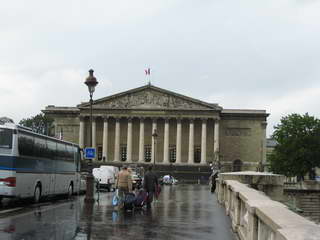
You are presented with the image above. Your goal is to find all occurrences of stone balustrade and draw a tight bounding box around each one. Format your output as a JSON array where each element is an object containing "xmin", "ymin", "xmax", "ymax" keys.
[{"xmin": 217, "ymin": 178, "xmax": 320, "ymax": 240}]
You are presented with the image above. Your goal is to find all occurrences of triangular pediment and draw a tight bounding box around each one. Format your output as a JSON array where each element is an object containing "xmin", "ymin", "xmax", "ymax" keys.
[{"xmin": 79, "ymin": 85, "xmax": 222, "ymax": 111}]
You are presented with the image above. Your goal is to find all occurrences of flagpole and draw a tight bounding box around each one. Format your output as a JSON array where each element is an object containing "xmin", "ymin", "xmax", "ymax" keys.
[{"xmin": 145, "ymin": 68, "xmax": 151, "ymax": 85}]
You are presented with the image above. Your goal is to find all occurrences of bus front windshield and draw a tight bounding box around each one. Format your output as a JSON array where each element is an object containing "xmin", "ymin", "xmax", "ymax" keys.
[{"xmin": 0, "ymin": 128, "xmax": 13, "ymax": 149}]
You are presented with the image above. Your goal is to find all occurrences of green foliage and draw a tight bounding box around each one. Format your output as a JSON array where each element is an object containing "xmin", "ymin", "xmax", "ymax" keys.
[
  {"xmin": 19, "ymin": 113, "xmax": 54, "ymax": 136},
  {"xmin": 269, "ymin": 113, "xmax": 320, "ymax": 179}
]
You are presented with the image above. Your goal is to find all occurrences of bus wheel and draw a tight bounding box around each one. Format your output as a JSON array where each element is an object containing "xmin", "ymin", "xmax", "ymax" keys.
[
  {"xmin": 68, "ymin": 184, "xmax": 73, "ymax": 198},
  {"xmin": 34, "ymin": 185, "xmax": 41, "ymax": 203}
]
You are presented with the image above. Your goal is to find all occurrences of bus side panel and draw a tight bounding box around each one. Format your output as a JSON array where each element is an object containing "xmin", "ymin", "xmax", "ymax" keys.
[
  {"xmin": 15, "ymin": 156, "xmax": 53, "ymax": 198},
  {"xmin": 16, "ymin": 173, "xmax": 52, "ymax": 198},
  {"xmin": 54, "ymin": 160, "xmax": 77, "ymax": 194}
]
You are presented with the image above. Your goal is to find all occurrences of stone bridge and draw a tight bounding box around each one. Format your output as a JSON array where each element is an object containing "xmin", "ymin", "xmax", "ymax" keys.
[{"xmin": 216, "ymin": 172, "xmax": 320, "ymax": 240}]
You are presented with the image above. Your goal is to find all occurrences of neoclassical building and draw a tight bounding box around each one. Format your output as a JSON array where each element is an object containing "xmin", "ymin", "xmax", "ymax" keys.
[{"xmin": 43, "ymin": 84, "xmax": 269, "ymax": 173}]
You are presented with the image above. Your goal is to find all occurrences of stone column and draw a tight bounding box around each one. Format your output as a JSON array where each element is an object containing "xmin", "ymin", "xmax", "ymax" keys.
[
  {"xmin": 127, "ymin": 117, "xmax": 133, "ymax": 163},
  {"xmin": 151, "ymin": 118, "xmax": 157, "ymax": 164},
  {"xmin": 188, "ymin": 119, "xmax": 194, "ymax": 164},
  {"xmin": 214, "ymin": 119, "xmax": 220, "ymax": 161},
  {"xmin": 176, "ymin": 118, "xmax": 182, "ymax": 164},
  {"xmin": 201, "ymin": 118, "xmax": 207, "ymax": 164},
  {"xmin": 92, "ymin": 117, "xmax": 97, "ymax": 161},
  {"xmin": 79, "ymin": 116, "xmax": 85, "ymax": 149},
  {"xmin": 114, "ymin": 117, "xmax": 120, "ymax": 162},
  {"xmin": 138, "ymin": 117, "xmax": 145, "ymax": 163},
  {"xmin": 261, "ymin": 121, "xmax": 267, "ymax": 170},
  {"xmin": 163, "ymin": 118, "xmax": 170, "ymax": 164},
  {"xmin": 102, "ymin": 117, "xmax": 108, "ymax": 162}
]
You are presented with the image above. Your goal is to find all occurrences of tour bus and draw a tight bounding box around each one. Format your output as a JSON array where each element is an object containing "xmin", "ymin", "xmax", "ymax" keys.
[{"xmin": 0, "ymin": 122, "xmax": 81, "ymax": 203}]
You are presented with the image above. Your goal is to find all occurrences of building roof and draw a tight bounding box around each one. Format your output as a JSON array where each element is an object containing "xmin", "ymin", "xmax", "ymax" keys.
[{"xmin": 42, "ymin": 84, "xmax": 269, "ymax": 118}]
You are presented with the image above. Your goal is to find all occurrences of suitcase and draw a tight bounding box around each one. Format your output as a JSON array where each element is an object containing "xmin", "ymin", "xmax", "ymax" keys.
[
  {"xmin": 135, "ymin": 190, "xmax": 148, "ymax": 207},
  {"xmin": 123, "ymin": 193, "xmax": 136, "ymax": 210}
]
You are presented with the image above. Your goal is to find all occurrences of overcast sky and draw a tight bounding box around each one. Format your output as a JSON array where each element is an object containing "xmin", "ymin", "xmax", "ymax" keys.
[{"xmin": 1, "ymin": 0, "xmax": 320, "ymax": 137}]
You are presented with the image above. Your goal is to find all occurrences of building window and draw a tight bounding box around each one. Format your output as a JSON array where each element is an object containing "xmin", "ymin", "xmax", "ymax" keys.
[
  {"xmin": 194, "ymin": 146, "xmax": 201, "ymax": 163},
  {"xmin": 233, "ymin": 159, "xmax": 242, "ymax": 172},
  {"xmin": 97, "ymin": 146, "xmax": 102, "ymax": 161},
  {"xmin": 144, "ymin": 145, "xmax": 151, "ymax": 162},
  {"xmin": 121, "ymin": 144, "xmax": 127, "ymax": 161},
  {"xmin": 169, "ymin": 145, "xmax": 176, "ymax": 163}
]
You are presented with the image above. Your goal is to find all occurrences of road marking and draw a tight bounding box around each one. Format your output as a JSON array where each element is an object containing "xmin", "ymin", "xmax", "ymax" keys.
[{"xmin": 0, "ymin": 207, "xmax": 24, "ymax": 214}]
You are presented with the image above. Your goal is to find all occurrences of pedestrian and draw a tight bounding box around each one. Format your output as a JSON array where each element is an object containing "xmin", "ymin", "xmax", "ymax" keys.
[
  {"xmin": 209, "ymin": 170, "xmax": 219, "ymax": 193},
  {"xmin": 115, "ymin": 165, "xmax": 132, "ymax": 209},
  {"xmin": 143, "ymin": 165, "xmax": 158, "ymax": 208}
]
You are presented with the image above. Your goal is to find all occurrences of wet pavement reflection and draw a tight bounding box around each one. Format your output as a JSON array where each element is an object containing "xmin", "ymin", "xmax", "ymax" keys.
[{"xmin": 0, "ymin": 185, "xmax": 236, "ymax": 240}]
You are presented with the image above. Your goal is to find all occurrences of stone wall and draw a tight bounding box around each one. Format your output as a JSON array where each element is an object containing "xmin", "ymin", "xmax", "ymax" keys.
[{"xmin": 284, "ymin": 181, "xmax": 320, "ymax": 224}]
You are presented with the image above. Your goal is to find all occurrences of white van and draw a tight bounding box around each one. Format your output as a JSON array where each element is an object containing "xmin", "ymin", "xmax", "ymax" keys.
[{"xmin": 93, "ymin": 166, "xmax": 118, "ymax": 192}]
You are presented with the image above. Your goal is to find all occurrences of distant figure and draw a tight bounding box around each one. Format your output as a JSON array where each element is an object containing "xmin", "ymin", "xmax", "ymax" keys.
[
  {"xmin": 209, "ymin": 170, "xmax": 219, "ymax": 193},
  {"xmin": 116, "ymin": 165, "xmax": 132, "ymax": 208},
  {"xmin": 143, "ymin": 165, "xmax": 158, "ymax": 208},
  {"xmin": 162, "ymin": 174, "xmax": 178, "ymax": 185}
]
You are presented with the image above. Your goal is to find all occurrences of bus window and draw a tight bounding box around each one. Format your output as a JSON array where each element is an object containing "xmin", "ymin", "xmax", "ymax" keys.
[
  {"xmin": 57, "ymin": 143, "xmax": 67, "ymax": 160},
  {"xmin": 0, "ymin": 128, "xmax": 13, "ymax": 149},
  {"xmin": 47, "ymin": 140, "xmax": 57, "ymax": 160},
  {"xmin": 18, "ymin": 133, "xmax": 34, "ymax": 156},
  {"xmin": 66, "ymin": 145, "xmax": 74, "ymax": 162},
  {"xmin": 34, "ymin": 137, "xmax": 47, "ymax": 159}
]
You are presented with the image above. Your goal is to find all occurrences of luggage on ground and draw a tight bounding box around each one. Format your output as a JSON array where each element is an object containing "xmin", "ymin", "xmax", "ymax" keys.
[
  {"xmin": 135, "ymin": 190, "xmax": 148, "ymax": 207},
  {"xmin": 123, "ymin": 192, "xmax": 136, "ymax": 210}
]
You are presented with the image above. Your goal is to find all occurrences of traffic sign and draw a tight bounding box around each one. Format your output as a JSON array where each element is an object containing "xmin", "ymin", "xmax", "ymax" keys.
[{"xmin": 84, "ymin": 147, "xmax": 96, "ymax": 159}]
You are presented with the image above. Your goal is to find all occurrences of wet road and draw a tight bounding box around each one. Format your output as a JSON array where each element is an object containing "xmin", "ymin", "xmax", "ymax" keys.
[{"xmin": 0, "ymin": 185, "xmax": 237, "ymax": 240}]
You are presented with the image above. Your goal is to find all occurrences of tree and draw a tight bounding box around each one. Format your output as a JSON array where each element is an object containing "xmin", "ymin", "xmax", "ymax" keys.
[
  {"xmin": 269, "ymin": 113, "xmax": 320, "ymax": 180},
  {"xmin": 19, "ymin": 113, "xmax": 54, "ymax": 136}
]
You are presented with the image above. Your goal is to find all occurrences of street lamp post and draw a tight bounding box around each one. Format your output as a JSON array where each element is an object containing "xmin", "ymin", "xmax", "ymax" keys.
[
  {"xmin": 84, "ymin": 69, "xmax": 98, "ymax": 203},
  {"xmin": 152, "ymin": 129, "xmax": 158, "ymax": 169}
]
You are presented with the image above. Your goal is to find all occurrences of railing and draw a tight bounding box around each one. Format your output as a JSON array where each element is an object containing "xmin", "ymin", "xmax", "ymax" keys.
[{"xmin": 217, "ymin": 179, "xmax": 320, "ymax": 240}]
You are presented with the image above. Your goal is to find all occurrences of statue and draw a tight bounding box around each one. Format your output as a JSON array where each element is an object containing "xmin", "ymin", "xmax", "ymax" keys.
[{"xmin": 0, "ymin": 117, "xmax": 14, "ymax": 125}]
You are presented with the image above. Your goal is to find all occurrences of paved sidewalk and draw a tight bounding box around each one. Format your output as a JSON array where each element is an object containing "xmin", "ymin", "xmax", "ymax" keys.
[
  {"xmin": 77, "ymin": 184, "xmax": 236, "ymax": 240},
  {"xmin": 0, "ymin": 185, "xmax": 237, "ymax": 240}
]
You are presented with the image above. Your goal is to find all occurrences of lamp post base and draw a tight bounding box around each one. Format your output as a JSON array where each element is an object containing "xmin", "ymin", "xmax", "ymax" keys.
[{"xmin": 84, "ymin": 174, "xmax": 95, "ymax": 203}]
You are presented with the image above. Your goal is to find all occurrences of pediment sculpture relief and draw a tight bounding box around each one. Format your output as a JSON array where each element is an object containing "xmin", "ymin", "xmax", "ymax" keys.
[{"xmin": 96, "ymin": 89, "xmax": 211, "ymax": 110}]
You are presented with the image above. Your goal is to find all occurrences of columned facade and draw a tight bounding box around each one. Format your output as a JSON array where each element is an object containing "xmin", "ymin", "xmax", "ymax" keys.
[
  {"xmin": 76, "ymin": 115, "xmax": 221, "ymax": 165},
  {"xmin": 44, "ymin": 84, "xmax": 269, "ymax": 171}
]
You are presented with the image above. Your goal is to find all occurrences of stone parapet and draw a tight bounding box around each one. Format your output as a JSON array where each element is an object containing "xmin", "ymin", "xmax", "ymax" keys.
[
  {"xmin": 217, "ymin": 178, "xmax": 320, "ymax": 240},
  {"xmin": 219, "ymin": 171, "xmax": 285, "ymax": 201}
]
